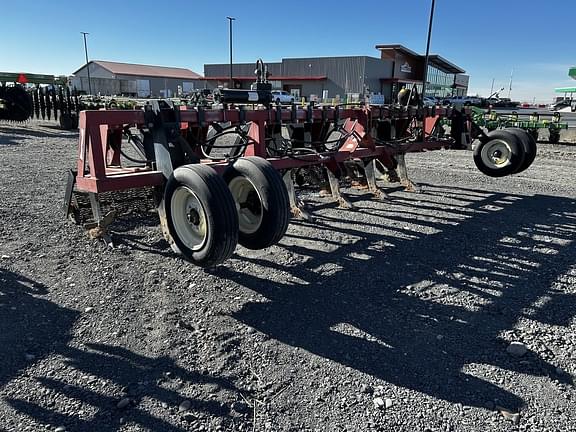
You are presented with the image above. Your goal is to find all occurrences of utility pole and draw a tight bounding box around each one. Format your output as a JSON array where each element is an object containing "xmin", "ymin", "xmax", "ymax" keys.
[
  {"xmin": 226, "ymin": 16, "xmax": 235, "ymax": 89},
  {"xmin": 81, "ymin": 32, "xmax": 92, "ymax": 95},
  {"xmin": 420, "ymin": 0, "xmax": 436, "ymax": 104},
  {"xmin": 508, "ymin": 69, "xmax": 513, "ymax": 99}
]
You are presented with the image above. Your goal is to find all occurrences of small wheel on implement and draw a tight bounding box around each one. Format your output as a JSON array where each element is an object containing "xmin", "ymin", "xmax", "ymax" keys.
[
  {"xmin": 528, "ymin": 128, "xmax": 539, "ymax": 142},
  {"xmin": 59, "ymin": 113, "xmax": 78, "ymax": 130},
  {"xmin": 164, "ymin": 164, "xmax": 238, "ymax": 267},
  {"xmin": 504, "ymin": 128, "xmax": 537, "ymax": 174},
  {"xmin": 224, "ymin": 156, "xmax": 290, "ymax": 250},
  {"xmin": 549, "ymin": 131, "xmax": 560, "ymax": 144},
  {"xmin": 473, "ymin": 129, "xmax": 525, "ymax": 177}
]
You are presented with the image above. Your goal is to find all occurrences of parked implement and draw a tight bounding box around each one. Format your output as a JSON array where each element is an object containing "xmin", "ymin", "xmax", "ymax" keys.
[
  {"xmin": 64, "ymin": 61, "xmax": 537, "ymax": 267},
  {"xmin": 0, "ymin": 72, "xmax": 61, "ymax": 123},
  {"xmin": 0, "ymin": 84, "xmax": 32, "ymax": 122},
  {"xmin": 470, "ymin": 108, "xmax": 568, "ymax": 144}
]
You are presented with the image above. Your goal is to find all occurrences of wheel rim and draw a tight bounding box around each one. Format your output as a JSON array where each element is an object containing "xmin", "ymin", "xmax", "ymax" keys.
[
  {"xmin": 481, "ymin": 139, "xmax": 512, "ymax": 169},
  {"xmin": 228, "ymin": 176, "xmax": 263, "ymax": 235},
  {"xmin": 171, "ymin": 186, "xmax": 208, "ymax": 251}
]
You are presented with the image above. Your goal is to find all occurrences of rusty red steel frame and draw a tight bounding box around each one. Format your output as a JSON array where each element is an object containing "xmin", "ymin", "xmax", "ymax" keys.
[
  {"xmin": 64, "ymin": 100, "xmax": 538, "ymax": 266},
  {"xmin": 74, "ymin": 104, "xmax": 463, "ymax": 195}
]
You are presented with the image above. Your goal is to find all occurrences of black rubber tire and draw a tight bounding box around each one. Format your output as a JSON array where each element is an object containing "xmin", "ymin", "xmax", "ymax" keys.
[
  {"xmin": 473, "ymin": 129, "xmax": 525, "ymax": 177},
  {"xmin": 164, "ymin": 164, "xmax": 238, "ymax": 267},
  {"xmin": 59, "ymin": 113, "xmax": 73, "ymax": 130},
  {"xmin": 224, "ymin": 156, "xmax": 290, "ymax": 250},
  {"xmin": 59, "ymin": 113, "xmax": 79, "ymax": 130},
  {"xmin": 528, "ymin": 128, "xmax": 539, "ymax": 142},
  {"xmin": 505, "ymin": 128, "xmax": 537, "ymax": 174},
  {"xmin": 4, "ymin": 86, "xmax": 33, "ymax": 121},
  {"xmin": 549, "ymin": 131, "xmax": 560, "ymax": 144}
]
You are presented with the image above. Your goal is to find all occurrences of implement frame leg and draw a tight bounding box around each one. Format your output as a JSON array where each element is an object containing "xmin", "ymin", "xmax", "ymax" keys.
[
  {"xmin": 396, "ymin": 153, "xmax": 421, "ymax": 193},
  {"xmin": 283, "ymin": 170, "xmax": 312, "ymax": 220},
  {"xmin": 326, "ymin": 167, "xmax": 355, "ymax": 209},
  {"xmin": 364, "ymin": 159, "xmax": 389, "ymax": 200}
]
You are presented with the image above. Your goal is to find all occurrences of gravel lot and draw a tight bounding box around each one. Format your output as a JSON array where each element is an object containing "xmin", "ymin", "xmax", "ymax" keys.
[{"xmin": 1, "ymin": 122, "xmax": 575, "ymax": 432}]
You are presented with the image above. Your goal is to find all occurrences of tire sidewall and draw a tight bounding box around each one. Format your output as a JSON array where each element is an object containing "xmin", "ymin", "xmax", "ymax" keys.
[
  {"xmin": 165, "ymin": 167, "xmax": 216, "ymax": 263},
  {"xmin": 473, "ymin": 130, "xmax": 525, "ymax": 177},
  {"xmin": 164, "ymin": 164, "xmax": 238, "ymax": 266},
  {"xmin": 224, "ymin": 157, "xmax": 289, "ymax": 249},
  {"xmin": 505, "ymin": 128, "xmax": 537, "ymax": 174}
]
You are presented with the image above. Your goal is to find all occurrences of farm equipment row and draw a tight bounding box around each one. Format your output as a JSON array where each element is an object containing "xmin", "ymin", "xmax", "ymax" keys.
[
  {"xmin": 0, "ymin": 82, "xmax": 140, "ymax": 128},
  {"xmin": 471, "ymin": 108, "xmax": 568, "ymax": 144},
  {"xmin": 63, "ymin": 65, "xmax": 538, "ymax": 267},
  {"xmin": 0, "ymin": 84, "xmax": 33, "ymax": 122},
  {"xmin": 0, "ymin": 83, "xmax": 82, "ymax": 127}
]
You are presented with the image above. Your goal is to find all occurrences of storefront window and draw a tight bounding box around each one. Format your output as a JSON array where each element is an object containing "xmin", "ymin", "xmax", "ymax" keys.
[{"xmin": 426, "ymin": 65, "xmax": 456, "ymax": 98}]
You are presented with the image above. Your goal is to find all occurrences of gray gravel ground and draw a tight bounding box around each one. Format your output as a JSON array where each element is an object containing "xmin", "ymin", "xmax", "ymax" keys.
[{"xmin": 0, "ymin": 122, "xmax": 575, "ymax": 431}]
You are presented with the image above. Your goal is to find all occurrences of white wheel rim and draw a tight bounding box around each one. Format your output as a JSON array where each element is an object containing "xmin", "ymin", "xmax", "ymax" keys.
[
  {"xmin": 228, "ymin": 176, "xmax": 263, "ymax": 235},
  {"xmin": 171, "ymin": 186, "xmax": 208, "ymax": 251},
  {"xmin": 481, "ymin": 139, "xmax": 512, "ymax": 169}
]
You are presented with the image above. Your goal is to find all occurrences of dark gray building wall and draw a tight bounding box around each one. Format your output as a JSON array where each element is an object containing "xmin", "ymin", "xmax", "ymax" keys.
[
  {"xmin": 204, "ymin": 62, "xmax": 282, "ymax": 78},
  {"xmin": 364, "ymin": 57, "xmax": 394, "ymax": 100},
  {"xmin": 283, "ymin": 56, "xmax": 366, "ymax": 97},
  {"xmin": 203, "ymin": 56, "xmax": 397, "ymax": 100}
]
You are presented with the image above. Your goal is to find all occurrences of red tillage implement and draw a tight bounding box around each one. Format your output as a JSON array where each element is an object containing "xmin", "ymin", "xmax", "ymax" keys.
[{"xmin": 65, "ymin": 100, "xmax": 536, "ymax": 267}]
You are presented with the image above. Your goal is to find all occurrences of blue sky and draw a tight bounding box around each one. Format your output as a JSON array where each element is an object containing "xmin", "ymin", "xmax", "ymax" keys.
[{"xmin": 2, "ymin": 0, "xmax": 574, "ymax": 102}]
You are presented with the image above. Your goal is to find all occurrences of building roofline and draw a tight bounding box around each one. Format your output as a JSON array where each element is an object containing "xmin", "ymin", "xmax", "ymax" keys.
[
  {"xmin": 375, "ymin": 44, "xmax": 465, "ymax": 74},
  {"xmin": 375, "ymin": 44, "xmax": 421, "ymax": 58},
  {"xmin": 72, "ymin": 60, "xmax": 202, "ymax": 79},
  {"xmin": 201, "ymin": 76, "xmax": 327, "ymax": 81},
  {"xmin": 427, "ymin": 55, "xmax": 465, "ymax": 74},
  {"xmin": 283, "ymin": 55, "xmax": 381, "ymax": 61},
  {"xmin": 204, "ymin": 62, "xmax": 282, "ymax": 68}
]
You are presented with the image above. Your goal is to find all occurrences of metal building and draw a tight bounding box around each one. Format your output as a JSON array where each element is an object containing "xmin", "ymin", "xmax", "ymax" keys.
[
  {"xmin": 71, "ymin": 61, "xmax": 203, "ymax": 97},
  {"xmin": 204, "ymin": 56, "xmax": 392, "ymax": 101},
  {"xmin": 204, "ymin": 44, "xmax": 468, "ymax": 103}
]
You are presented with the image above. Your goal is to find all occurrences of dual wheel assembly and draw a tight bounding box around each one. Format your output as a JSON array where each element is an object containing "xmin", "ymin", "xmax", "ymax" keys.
[
  {"xmin": 163, "ymin": 157, "xmax": 290, "ymax": 267},
  {"xmin": 473, "ymin": 127, "xmax": 537, "ymax": 177}
]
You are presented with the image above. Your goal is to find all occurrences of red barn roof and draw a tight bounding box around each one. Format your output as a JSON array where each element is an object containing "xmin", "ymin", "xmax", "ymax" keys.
[{"xmin": 73, "ymin": 60, "xmax": 202, "ymax": 79}]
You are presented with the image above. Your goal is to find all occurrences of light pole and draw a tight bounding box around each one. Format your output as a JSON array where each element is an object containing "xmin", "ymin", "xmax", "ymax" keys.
[
  {"xmin": 226, "ymin": 16, "xmax": 235, "ymax": 89},
  {"xmin": 420, "ymin": 0, "xmax": 435, "ymax": 104},
  {"xmin": 81, "ymin": 32, "xmax": 92, "ymax": 95}
]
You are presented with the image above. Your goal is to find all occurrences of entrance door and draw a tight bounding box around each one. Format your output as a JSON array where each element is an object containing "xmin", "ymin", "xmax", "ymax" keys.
[
  {"xmin": 136, "ymin": 79, "xmax": 150, "ymax": 97},
  {"xmin": 283, "ymin": 84, "xmax": 302, "ymax": 100}
]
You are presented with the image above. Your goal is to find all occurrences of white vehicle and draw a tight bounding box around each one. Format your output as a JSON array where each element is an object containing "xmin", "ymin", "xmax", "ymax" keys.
[
  {"xmin": 548, "ymin": 99, "xmax": 575, "ymax": 112},
  {"xmin": 443, "ymin": 95, "xmax": 481, "ymax": 106},
  {"xmin": 271, "ymin": 90, "xmax": 295, "ymax": 104}
]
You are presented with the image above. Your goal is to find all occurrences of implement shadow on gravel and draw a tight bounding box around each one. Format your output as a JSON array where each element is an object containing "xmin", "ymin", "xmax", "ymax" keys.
[
  {"xmin": 0, "ymin": 125, "xmax": 76, "ymax": 146},
  {"xmin": 0, "ymin": 125, "xmax": 77, "ymax": 140},
  {"xmin": 222, "ymin": 185, "xmax": 576, "ymax": 411},
  {"xmin": 0, "ymin": 269, "xmax": 78, "ymax": 387},
  {"xmin": 7, "ymin": 343, "xmax": 236, "ymax": 431},
  {"xmin": 1, "ymin": 273, "xmax": 234, "ymax": 430},
  {"xmin": 0, "ymin": 128, "xmax": 29, "ymax": 146}
]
